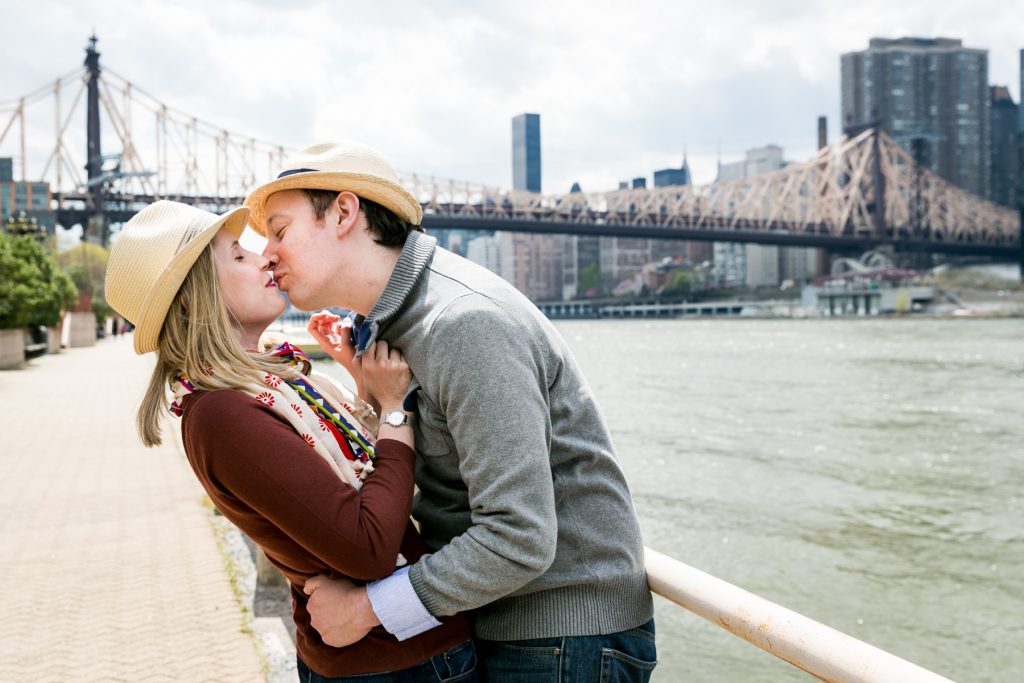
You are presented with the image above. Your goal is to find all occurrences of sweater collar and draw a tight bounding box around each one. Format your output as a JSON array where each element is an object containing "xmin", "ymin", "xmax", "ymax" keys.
[{"xmin": 353, "ymin": 231, "xmax": 436, "ymax": 353}]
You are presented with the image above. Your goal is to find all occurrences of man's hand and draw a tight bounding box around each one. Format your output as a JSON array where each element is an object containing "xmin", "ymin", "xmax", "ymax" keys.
[{"xmin": 303, "ymin": 575, "xmax": 381, "ymax": 648}]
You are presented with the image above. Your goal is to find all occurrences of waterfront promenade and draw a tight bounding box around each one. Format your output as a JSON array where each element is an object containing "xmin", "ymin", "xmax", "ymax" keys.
[{"xmin": 0, "ymin": 335, "xmax": 265, "ymax": 682}]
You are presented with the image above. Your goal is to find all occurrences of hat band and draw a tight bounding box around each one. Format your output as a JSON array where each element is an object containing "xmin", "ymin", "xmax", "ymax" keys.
[{"xmin": 277, "ymin": 168, "xmax": 318, "ymax": 179}]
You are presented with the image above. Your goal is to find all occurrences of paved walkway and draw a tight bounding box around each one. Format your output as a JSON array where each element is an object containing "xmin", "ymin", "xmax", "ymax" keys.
[{"xmin": 0, "ymin": 335, "xmax": 266, "ymax": 682}]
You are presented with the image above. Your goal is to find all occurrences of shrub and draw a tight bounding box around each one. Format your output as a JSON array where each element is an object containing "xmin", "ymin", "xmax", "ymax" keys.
[
  {"xmin": 57, "ymin": 242, "xmax": 108, "ymax": 295},
  {"xmin": 0, "ymin": 234, "xmax": 79, "ymax": 329}
]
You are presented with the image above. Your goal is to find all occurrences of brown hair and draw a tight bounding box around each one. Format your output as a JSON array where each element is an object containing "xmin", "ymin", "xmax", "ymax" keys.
[{"xmin": 300, "ymin": 189, "xmax": 423, "ymax": 247}]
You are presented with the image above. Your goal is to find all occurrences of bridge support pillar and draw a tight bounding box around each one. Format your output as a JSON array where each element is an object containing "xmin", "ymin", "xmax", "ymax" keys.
[{"xmin": 84, "ymin": 35, "xmax": 107, "ymax": 246}]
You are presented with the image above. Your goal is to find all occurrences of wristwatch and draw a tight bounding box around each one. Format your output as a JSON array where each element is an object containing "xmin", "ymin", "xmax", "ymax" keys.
[{"xmin": 380, "ymin": 410, "xmax": 413, "ymax": 429}]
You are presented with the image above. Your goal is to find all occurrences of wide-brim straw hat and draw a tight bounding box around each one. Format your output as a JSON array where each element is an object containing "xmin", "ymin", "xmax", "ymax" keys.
[
  {"xmin": 105, "ymin": 200, "xmax": 249, "ymax": 355},
  {"xmin": 244, "ymin": 140, "xmax": 422, "ymax": 234}
]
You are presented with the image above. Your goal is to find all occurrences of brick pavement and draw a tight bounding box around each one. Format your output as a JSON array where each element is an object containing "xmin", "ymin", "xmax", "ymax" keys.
[{"xmin": 0, "ymin": 336, "xmax": 266, "ymax": 682}]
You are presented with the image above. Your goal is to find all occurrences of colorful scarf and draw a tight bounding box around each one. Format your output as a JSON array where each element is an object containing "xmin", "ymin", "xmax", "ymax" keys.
[{"xmin": 169, "ymin": 342, "xmax": 376, "ymax": 489}]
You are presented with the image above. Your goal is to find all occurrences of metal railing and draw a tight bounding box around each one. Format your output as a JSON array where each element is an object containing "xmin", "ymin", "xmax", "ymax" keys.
[{"xmin": 644, "ymin": 547, "xmax": 955, "ymax": 683}]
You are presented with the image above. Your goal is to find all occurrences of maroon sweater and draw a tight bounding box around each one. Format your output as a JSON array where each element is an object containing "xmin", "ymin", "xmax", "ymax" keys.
[{"xmin": 181, "ymin": 390, "xmax": 470, "ymax": 677}]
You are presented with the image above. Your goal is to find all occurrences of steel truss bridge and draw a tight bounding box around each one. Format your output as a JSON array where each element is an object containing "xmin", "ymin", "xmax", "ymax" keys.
[{"xmin": 1, "ymin": 37, "xmax": 1020, "ymax": 258}]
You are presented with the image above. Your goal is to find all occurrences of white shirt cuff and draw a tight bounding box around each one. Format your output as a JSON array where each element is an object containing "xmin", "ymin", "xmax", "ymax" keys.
[{"xmin": 366, "ymin": 566, "xmax": 441, "ymax": 641}]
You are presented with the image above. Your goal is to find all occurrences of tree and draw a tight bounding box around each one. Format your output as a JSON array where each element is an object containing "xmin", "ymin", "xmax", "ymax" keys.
[
  {"xmin": 57, "ymin": 242, "xmax": 108, "ymax": 295},
  {"xmin": 58, "ymin": 241, "xmax": 112, "ymax": 319},
  {"xmin": 0, "ymin": 236, "xmax": 38, "ymax": 329},
  {"xmin": 576, "ymin": 262, "xmax": 601, "ymax": 298},
  {"xmin": 0, "ymin": 234, "xmax": 78, "ymax": 329},
  {"xmin": 660, "ymin": 269, "xmax": 693, "ymax": 297}
]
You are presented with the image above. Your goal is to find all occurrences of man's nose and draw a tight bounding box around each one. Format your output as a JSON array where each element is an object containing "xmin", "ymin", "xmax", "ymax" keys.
[{"xmin": 262, "ymin": 245, "xmax": 277, "ymax": 269}]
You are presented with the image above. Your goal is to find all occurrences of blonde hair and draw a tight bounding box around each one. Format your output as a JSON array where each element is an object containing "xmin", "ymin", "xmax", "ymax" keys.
[{"xmin": 138, "ymin": 245, "xmax": 298, "ymax": 447}]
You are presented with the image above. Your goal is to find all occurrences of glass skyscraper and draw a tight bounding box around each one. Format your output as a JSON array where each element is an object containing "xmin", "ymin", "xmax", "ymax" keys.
[{"xmin": 512, "ymin": 113, "xmax": 541, "ymax": 192}]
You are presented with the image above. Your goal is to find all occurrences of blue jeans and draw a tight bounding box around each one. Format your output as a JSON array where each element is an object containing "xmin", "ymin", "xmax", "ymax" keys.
[
  {"xmin": 297, "ymin": 639, "xmax": 479, "ymax": 682},
  {"xmin": 477, "ymin": 619, "xmax": 657, "ymax": 682}
]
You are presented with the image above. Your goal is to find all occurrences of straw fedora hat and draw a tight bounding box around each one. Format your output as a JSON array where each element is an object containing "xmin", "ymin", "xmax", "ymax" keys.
[
  {"xmin": 244, "ymin": 140, "xmax": 422, "ymax": 234},
  {"xmin": 105, "ymin": 200, "xmax": 249, "ymax": 355}
]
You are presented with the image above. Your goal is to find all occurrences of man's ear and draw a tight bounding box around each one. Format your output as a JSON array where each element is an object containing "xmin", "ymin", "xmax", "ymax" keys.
[{"xmin": 334, "ymin": 191, "xmax": 362, "ymax": 238}]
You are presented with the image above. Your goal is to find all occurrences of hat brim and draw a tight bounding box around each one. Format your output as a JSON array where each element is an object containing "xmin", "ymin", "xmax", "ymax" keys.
[
  {"xmin": 244, "ymin": 171, "xmax": 423, "ymax": 235},
  {"xmin": 132, "ymin": 206, "xmax": 249, "ymax": 354}
]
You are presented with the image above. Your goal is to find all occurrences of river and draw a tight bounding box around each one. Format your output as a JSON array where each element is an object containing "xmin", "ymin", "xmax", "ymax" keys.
[
  {"xmin": 556, "ymin": 318, "xmax": 1023, "ymax": 682},
  {"xmin": 323, "ymin": 318, "xmax": 1023, "ymax": 682}
]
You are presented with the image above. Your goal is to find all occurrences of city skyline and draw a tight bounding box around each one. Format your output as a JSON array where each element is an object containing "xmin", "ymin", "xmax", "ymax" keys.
[{"xmin": 1, "ymin": 0, "xmax": 1021, "ymax": 193}]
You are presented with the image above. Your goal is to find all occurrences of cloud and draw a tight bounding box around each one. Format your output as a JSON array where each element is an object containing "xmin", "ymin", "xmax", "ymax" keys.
[{"xmin": 1, "ymin": 0, "xmax": 1020, "ymax": 194}]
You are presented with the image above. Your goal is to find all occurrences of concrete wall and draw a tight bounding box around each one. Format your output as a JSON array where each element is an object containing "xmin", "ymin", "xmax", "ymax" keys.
[
  {"xmin": 0, "ymin": 328, "xmax": 25, "ymax": 369},
  {"xmin": 66, "ymin": 312, "xmax": 97, "ymax": 348},
  {"xmin": 47, "ymin": 326, "xmax": 62, "ymax": 354}
]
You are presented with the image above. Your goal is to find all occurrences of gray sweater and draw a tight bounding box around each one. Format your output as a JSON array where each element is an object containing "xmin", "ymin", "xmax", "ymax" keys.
[{"xmin": 360, "ymin": 231, "xmax": 653, "ymax": 641}]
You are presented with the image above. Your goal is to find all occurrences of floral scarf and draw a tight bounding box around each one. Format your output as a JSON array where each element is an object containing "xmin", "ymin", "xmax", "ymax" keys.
[{"xmin": 169, "ymin": 342, "xmax": 376, "ymax": 490}]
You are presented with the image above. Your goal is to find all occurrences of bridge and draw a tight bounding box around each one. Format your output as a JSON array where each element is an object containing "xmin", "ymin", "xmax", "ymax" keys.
[{"xmin": 1, "ymin": 36, "xmax": 1020, "ymax": 259}]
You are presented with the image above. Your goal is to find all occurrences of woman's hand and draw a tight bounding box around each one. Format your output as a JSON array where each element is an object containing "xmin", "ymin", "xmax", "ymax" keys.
[
  {"xmin": 307, "ymin": 311, "xmax": 357, "ymax": 373},
  {"xmin": 360, "ymin": 340, "xmax": 411, "ymax": 413}
]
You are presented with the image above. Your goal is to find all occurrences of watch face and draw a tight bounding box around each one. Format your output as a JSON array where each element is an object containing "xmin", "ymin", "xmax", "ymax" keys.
[{"xmin": 385, "ymin": 412, "xmax": 405, "ymax": 426}]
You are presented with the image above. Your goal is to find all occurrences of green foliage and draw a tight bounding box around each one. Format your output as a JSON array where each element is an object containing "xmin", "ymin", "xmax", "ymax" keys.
[
  {"xmin": 576, "ymin": 262, "xmax": 601, "ymax": 297},
  {"xmin": 0, "ymin": 237, "xmax": 36, "ymax": 329},
  {"xmin": 54, "ymin": 269, "xmax": 78, "ymax": 316},
  {"xmin": 57, "ymin": 242, "xmax": 108, "ymax": 295},
  {"xmin": 0, "ymin": 233, "xmax": 79, "ymax": 328},
  {"xmin": 64, "ymin": 263, "xmax": 93, "ymax": 294},
  {"xmin": 660, "ymin": 269, "xmax": 693, "ymax": 297},
  {"xmin": 92, "ymin": 296, "xmax": 113, "ymax": 324}
]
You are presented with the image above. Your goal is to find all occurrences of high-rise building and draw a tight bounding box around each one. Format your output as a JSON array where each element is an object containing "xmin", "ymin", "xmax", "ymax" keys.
[
  {"xmin": 0, "ymin": 158, "xmax": 55, "ymax": 236},
  {"xmin": 713, "ymin": 154, "xmax": 752, "ymax": 288},
  {"xmin": 651, "ymin": 153, "xmax": 710, "ymax": 266},
  {"xmin": 712, "ymin": 145, "xmax": 819, "ymax": 288},
  {"xmin": 600, "ymin": 236, "xmax": 650, "ymax": 284},
  {"xmin": 653, "ymin": 167, "xmax": 688, "ymax": 186},
  {"xmin": 512, "ymin": 113, "xmax": 541, "ymax": 192},
  {"xmin": 1020, "ymin": 49, "xmax": 1024, "ymax": 135},
  {"xmin": 711, "ymin": 242, "xmax": 746, "ymax": 289},
  {"xmin": 990, "ymin": 86, "xmax": 1019, "ymax": 209},
  {"xmin": 465, "ymin": 235, "xmax": 502, "ymax": 274},
  {"xmin": 502, "ymin": 113, "xmax": 558, "ymax": 301},
  {"xmin": 498, "ymin": 232, "xmax": 565, "ymax": 302},
  {"xmin": 841, "ymin": 37, "xmax": 990, "ymax": 198},
  {"xmin": 746, "ymin": 243, "xmax": 780, "ymax": 288}
]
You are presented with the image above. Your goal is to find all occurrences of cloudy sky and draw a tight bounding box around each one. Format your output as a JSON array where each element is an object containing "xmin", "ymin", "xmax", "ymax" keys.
[{"xmin": 2, "ymin": 0, "xmax": 1021, "ymax": 193}]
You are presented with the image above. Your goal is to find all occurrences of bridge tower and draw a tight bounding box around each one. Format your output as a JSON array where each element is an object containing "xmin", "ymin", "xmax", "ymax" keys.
[{"xmin": 84, "ymin": 34, "xmax": 107, "ymax": 246}]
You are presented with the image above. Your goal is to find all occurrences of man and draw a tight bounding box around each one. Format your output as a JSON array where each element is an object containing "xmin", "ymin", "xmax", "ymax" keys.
[{"xmin": 245, "ymin": 141, "xmax": 655, "ymax": 681}]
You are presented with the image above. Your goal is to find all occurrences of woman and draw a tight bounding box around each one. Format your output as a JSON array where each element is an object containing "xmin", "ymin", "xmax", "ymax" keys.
[{"xmin": 105, "ymin": 200, "xmax": 476, "ymax": 682}]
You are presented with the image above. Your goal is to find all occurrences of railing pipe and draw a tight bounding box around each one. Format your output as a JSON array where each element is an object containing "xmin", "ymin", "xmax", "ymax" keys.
[{"xmin": 644, "ymin": 547, "xmax": 955, "ymax": 683}]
